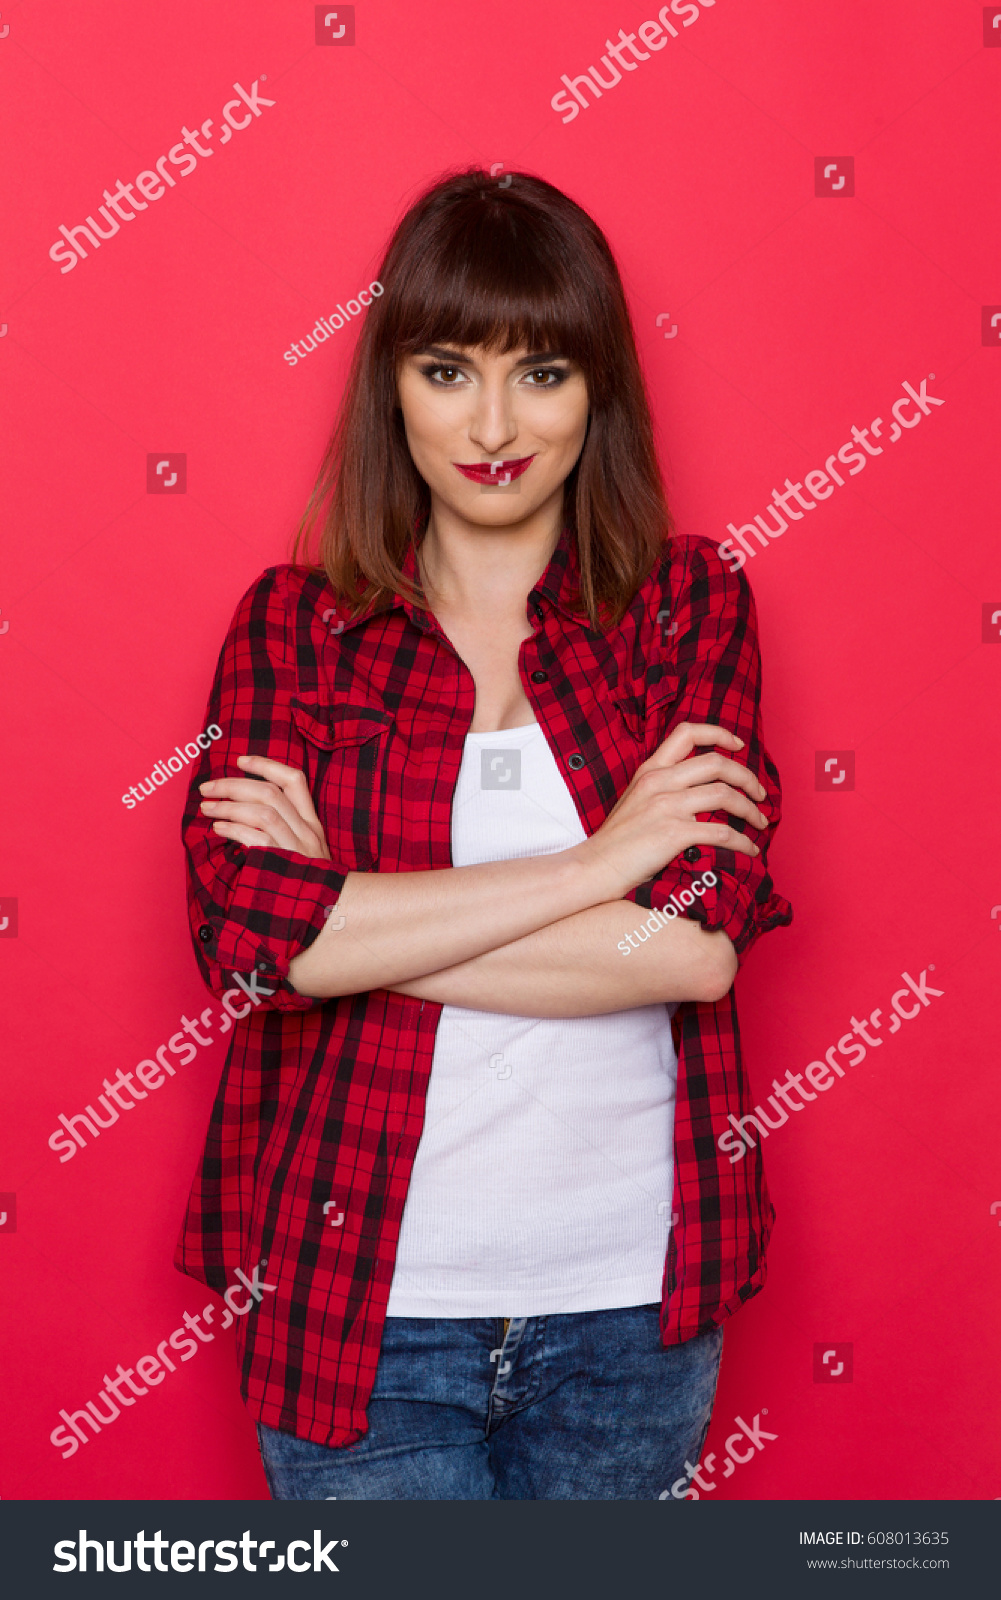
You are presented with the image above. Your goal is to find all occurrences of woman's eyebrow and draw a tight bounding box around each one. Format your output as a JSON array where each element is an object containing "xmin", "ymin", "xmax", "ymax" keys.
[
  {"xmin": 513, "ymin": 350, "xmax": 570, "ymax": 366},
  {"xmin": 413, "ymin": 345, "xmax": 473, "ymax": 363},
  {"xmin": 413, "ymin": 344, "xmax": 570, "ymax": 365}
]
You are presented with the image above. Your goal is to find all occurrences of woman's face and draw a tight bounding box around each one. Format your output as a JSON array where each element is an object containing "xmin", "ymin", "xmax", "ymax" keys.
[{"xmin": 395, "ymin": 341, "xmax": 589, "ymax": 528}]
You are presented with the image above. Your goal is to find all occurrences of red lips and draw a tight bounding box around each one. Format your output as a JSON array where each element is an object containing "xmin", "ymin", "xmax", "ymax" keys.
[{"xmin": 452, "ymin": 455, "xmax": 536, "ymax": 485}]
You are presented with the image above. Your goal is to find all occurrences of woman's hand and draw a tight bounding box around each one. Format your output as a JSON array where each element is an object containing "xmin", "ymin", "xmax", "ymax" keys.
[
  {"xmin": 579, "ymin": 722, "xmax": 770, "ymax": 897},
  {"xmin": 198, "ymin": 754, "xmax": 332, "ymax": 861}
]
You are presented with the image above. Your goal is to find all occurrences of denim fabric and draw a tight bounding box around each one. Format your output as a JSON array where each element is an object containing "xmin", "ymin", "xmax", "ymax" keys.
[{"xmin": 257, "ymin": 1305, "xmax": 724, "ymax": 1500}]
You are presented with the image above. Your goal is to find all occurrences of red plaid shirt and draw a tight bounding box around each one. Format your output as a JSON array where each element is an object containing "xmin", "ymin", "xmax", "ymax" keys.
[{"xmin": 175, "ymin": 527, "xmax": 792, "ymax": 1447}]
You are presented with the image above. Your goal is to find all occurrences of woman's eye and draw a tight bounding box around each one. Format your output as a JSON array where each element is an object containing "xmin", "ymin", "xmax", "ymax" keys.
[{"xmin": 418, "ymin": 362, "xmax": 566, "ymax": 387}]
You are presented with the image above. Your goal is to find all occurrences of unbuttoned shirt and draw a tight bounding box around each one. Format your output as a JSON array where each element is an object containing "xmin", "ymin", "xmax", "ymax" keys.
[{"xmin": 175, "ymin": 527, "xmax": 793, "ymax": 1447}]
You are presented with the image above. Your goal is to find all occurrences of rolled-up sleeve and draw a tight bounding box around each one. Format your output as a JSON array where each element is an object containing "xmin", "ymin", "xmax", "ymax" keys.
[
  {"xmin": 625, "ymin": 536, "xmax": 793, "ymax": 965},
  {"xmin": 181, "ymin": 566, "xmax": 347, "ymax": 1013}
]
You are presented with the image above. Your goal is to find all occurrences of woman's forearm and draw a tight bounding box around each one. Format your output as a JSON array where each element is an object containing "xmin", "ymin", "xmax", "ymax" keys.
[
  {"xmin": 287, "ymin": 842, "xmax": 622, "ymax": 999},
  {"xmin": 387, "ymin": 900, "xmax": 737, "ymax": 1017}
]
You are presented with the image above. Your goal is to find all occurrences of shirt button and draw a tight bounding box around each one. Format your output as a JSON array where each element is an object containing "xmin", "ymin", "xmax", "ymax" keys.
[
  {"xmin": 567, "ymin": 752, "xmax": 586, "ymax": 771},
  {"xmin": 197, "ymin": 924, "xmax": 214, "ymax": 944},
  {"xmin": 530, "ymin": 670, "xmax": 548, "ymax": 683},
  {"xmin": 532, "ymin": 603, "xmax": 544, "ymax": 620},
  {"xmin": 683, "ymin": 846, "xmax": 701, "ymax": 862}
]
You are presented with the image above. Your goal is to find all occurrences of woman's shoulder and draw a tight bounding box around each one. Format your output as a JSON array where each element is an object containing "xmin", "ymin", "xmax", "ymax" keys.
[
  {"xmin": 217, "ymin": 565, "xmax": 347, "ymax": 674},
  {"xmin": 617, "ymin": 533, "xmax": 762, "ymax": 701},
  {"xmin": 237, "ymin": 561, "xmax": 335, "ymax": 603},
  {"xmin": 635, "ymin": 532, "xmax": 753, "ymax": 614},
  {"xmin": 224, "ymin": 561, "xmax": 341, "ymax": 625}
]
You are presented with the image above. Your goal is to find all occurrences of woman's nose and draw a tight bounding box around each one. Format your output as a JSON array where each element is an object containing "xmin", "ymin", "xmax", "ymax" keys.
[{"xmin": 468, "ymin": 384, "xmax": 518, "ymax": 453}]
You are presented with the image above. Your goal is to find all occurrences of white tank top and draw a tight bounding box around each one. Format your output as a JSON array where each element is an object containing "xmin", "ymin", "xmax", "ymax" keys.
[{"xmin": 385, "ymin": 721, "xmax": 679, "ymax": 1318}]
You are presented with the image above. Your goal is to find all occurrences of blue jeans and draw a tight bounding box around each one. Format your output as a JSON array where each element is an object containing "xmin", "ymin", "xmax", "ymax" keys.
[{"xmin": 257, "ymin": 1305, "xmax": 724, "ymax": 1500}]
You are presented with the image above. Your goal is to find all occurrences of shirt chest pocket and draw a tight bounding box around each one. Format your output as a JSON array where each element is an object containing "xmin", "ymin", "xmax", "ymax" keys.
[
  {"xmin": 290, "ymin": 700, "xmax": 395, "ymax": 872},
  {"xmin": 611, "ymin": 692, "xmax": 653, "ymax": 766},
  {"xmin": 612, "ymin": 687, "xmax": 680, "ymax": 763}
]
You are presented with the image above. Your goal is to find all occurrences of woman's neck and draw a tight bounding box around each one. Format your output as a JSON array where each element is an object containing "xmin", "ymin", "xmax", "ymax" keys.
[{"xmin": 418, "ymin": 499, "xmax": 564, "ymax": 619}]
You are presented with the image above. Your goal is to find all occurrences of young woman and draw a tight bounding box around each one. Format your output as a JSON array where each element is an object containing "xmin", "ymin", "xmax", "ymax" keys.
[{"xmin": 176, "ymin": 168, "xmax": 792, "ymax": 1501}]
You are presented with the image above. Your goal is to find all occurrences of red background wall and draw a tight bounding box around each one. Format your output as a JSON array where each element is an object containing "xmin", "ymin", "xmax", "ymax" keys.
[{"xmin": 2, "ymin": 0, "xmax": 998, "ymax": 1500}]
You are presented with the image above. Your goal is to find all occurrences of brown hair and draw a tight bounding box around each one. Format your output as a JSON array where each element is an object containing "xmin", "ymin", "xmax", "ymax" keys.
[{"xmin": 290, "ymin": 167, "xmax": 673, "ymax": 630}]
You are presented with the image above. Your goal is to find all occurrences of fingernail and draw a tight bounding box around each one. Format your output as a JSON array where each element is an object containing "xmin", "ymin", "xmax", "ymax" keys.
[{"xmin": 734, "ymin": 736, "xmax": 745, "ymax": 747}]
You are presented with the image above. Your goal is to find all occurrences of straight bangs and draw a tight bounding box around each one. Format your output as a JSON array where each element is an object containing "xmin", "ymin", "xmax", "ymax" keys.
[
  {"xmin": 291, "ymin": 168, "xmax": 673, "ymax": 629},
  {"xmin": 385, "ymin": 199, "xmax": 613, "ymax": 402}
]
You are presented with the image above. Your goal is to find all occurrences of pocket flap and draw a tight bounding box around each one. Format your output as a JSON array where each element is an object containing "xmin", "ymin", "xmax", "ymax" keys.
[
  {"xmin": 612, "ymin": 693, "xmax": 646, "ymax": 740},
  {"xmin": 291, "ymin": 700, "xmax": 394, "ymax": 750}
]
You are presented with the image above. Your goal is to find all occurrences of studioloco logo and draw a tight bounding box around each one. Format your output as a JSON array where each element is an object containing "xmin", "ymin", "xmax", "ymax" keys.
[
  {"xmin": 617, "ymin": 873, "xmax": 718, "ymax": 953},
  {"xmin": 283, "ymin": 282, "xmax": 383, "ymax": 366},
  {"xmin": 122, "ymin": 723, "xmax": 222, "ymax": 807}
]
